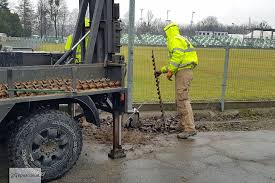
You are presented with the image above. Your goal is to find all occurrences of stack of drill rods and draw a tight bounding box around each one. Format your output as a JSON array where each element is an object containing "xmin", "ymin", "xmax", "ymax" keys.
[
  {"xmin": 0, "ymin": 78, "xmax": 121, "ymax": 99},
  {"xmin": 0, "ymin": 84, "xmax": 8, "ymax": 99},
  {"xmin": 151, "ymin": 50, "xmax": 165, "ymax": 125}
]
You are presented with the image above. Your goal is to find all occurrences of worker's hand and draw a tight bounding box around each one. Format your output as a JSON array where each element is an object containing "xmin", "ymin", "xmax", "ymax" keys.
[
  {"xmin": 154, "ymin": 71, "xmax": 162, "ymax": 78},
  {"xmin": 166, "ymin": 70, "xmax": 173, "ymax": 81}
]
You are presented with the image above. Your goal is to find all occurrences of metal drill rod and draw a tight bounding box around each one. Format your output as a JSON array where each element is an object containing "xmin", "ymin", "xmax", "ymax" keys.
[
  {"xmin": 0, "ymin": 78, "xmax": 122, "ymax": 99},
  {"xmin": 151, "ymin": 50, "xmax": 165, "ymax": 126},
  {"xmin": 54, "ymin": 30, "xmax": 91, "ymax": 65}
]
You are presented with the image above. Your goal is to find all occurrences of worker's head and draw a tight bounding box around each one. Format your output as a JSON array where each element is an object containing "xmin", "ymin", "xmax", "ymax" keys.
[
  {"xmin": 85, "ymin": 18, "xmax": 90, "ymax": 32},
  {"xmin": 164, "ymin": 22, "xmax": 180, "ymax": 39}
]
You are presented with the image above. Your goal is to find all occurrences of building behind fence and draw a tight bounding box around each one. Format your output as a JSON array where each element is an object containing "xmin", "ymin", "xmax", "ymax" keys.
[{"xmin": 1, "ymin": 35, "xmax": 275, "ymax": 106}]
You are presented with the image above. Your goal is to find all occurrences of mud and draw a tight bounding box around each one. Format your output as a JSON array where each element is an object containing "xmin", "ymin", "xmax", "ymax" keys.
[
  {"xmin": 81, "ymin": 117, "xmax": 154, "ymax": 145},
  {"xmin": 81, "ymin": 109, "xmax": 275, "ymax": 145},
  {"xmin": 193, "ymin": 108, "xmax": 275, "ymax": 121},
  {"xmin": 138, "ymin": 114, "xmax": 275, "ymax": 133}
]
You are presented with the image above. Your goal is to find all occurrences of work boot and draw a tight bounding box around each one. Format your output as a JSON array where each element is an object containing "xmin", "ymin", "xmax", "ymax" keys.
[{"xmin": 177, "ymin": 131, "xmax": 197, "ymax": 139}]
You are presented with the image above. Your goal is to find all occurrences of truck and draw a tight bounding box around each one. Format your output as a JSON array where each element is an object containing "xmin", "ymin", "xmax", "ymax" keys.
[{"xmin": 0, "ymin": 0, "xmax": 128, "ymax": 181}]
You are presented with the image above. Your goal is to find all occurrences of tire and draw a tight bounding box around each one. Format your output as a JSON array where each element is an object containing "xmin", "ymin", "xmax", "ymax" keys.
[
  {"xmin": 0, "ymin": 124, "xmax": 7, "ymax": 143},
  {"xmin": 8, "ymin": 110, "xmax": 83, "ymax": 182}
]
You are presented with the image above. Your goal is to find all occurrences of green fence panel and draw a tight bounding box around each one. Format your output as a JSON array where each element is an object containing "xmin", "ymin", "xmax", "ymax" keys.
[
  {"xmin": 121, "ymin": 46, "xmax": 225, "ymax": 103},
  {"xmin": 226, "ymin": 48, "xmax": 275, "ymax": 101}
]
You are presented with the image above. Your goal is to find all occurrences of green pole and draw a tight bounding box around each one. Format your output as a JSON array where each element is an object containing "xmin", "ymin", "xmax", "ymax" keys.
[
  {"xmin": 127, "ymin": 0, "xmax": 135, "ymax": 112},
  {"xmin": 221, "ymin": 46, "xmax": 230, "ymax": 112}
]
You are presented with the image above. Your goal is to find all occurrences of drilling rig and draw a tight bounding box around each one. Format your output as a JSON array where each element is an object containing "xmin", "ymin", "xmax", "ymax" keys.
[{"xmin": 0, "ymin": 0, "xmax": 127, "ymax": 181}]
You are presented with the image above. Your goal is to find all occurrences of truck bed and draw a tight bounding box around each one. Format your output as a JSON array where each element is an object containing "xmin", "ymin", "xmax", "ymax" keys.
[
  {"xmin": 0, "ymin": 63, "xmax": 126, "ymax": 105},
  {"xmin": 0, "ymin": 87, "xmax": 126, "ymax": 105}
]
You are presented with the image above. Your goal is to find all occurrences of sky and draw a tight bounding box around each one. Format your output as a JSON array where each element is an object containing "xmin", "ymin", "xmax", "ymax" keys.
[{"xmin": 9, "ymin": 0, "xmax": 275, "ymax": 27}]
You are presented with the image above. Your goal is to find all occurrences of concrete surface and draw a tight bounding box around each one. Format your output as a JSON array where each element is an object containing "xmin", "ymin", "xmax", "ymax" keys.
[{"xmin": 1, "ymin": 131, "xmax": 275, "ymax": 183}]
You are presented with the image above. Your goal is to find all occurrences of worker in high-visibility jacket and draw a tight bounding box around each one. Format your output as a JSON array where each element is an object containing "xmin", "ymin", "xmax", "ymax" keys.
[
  {"xmin": 65, "ymin": 18, "xmax": 90, "ymax": 63},
  {"xmin": 155, "ymin": 22, "xmax": 198, "ymax": 139}
]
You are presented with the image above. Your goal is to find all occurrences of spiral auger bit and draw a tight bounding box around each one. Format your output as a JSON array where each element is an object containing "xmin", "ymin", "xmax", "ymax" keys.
[{"xmin": 151, "ymin": 50, "xmax": 167, "ymax": 132}]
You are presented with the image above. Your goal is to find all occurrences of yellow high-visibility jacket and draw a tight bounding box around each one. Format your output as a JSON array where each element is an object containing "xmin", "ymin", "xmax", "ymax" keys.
[
  {"xmin": 161, "ymin": 23, "xmax": 198, "ymax": 74},
  {"xmin": 64, "ymin": 35, "xmax": 89, "ymax": 63}
]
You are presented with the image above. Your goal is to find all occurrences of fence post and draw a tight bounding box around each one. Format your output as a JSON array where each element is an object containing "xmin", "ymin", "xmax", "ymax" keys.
[
  {"xmin": 127, "ymin": 0, "xmax": 135, "ymax": 112},
  {"xmin": 221, "ymin": 46, "xmax": 230, "ymax": 112}
]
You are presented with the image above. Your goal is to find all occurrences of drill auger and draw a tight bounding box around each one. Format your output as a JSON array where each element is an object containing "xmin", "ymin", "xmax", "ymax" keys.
[{"xmin": 152, "ymin": 50, "xmax": 166, "ymax": 130}]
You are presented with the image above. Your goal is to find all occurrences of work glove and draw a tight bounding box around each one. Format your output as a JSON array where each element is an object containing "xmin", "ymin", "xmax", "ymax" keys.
[
  {"xmin": 154, "ymin": 71, "xmax": 162, "ymax": 78},
  {"xmin": 166, "ymin": 70, "xmax": 173, "ymax": 81}
]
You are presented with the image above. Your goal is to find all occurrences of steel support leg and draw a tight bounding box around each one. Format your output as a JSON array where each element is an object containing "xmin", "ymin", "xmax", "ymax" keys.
[
  {"xmin": 108, "ymin": 111, "xmax": 126, "ymax": 159},
  {"xmin": 68, "ymin": 104, "xmax": 76, "ymax": 117}
]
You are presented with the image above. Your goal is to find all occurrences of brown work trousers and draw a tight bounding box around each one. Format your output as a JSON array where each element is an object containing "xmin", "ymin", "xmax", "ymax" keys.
[{"xmin": 175, "ymin": 69, "xmax": 196, "ymax": 132}]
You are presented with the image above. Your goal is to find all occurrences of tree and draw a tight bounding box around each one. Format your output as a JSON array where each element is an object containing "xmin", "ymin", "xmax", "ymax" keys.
[
  {"xmin": 48, "ymin": 0, "xmax": 62, "ymax": 38},
  {"xmin": 66, "ymin": 8, "xmax": 79, "ymax": 36},
  {"xmin": 197, "ymin": 16, "xmax": 221, "ymax": 32},
  {"xmin": 146, "ymin": 10, "xmax": 154, "ymax": 27},
  {"xmin": 136, "ymin": 10, "xmax": 166, "ymax": 35},
  {"xmin": 0, "ymin": 0, "xmax": 23, "ymax": 36},
  {"xmin": 7, "ymin": 12, "xmax": 24, "ymax": 36},
  {"xmin": 57, "ymin": 1, "xmax": 68, "ymax": 38},
  {"xmin": 121, "ymin": 11, "xmax": 129, "ymax": 34},
  {"xmin": 36, "ymin": 0, "xmax": 50, "ymax": 37},
  {"xmin": 258, "ymin": 21, "xmax": 272, "ymax": 29},
  {"xmin": 17, "ymin": 0, "xmax": 34, "ymax": 37},
  {"xmin": 0, "ymin": 0, "xmax": 8, "ymax": 10}
]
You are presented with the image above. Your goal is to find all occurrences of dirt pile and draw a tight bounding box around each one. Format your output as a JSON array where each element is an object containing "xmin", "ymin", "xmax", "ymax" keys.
[
  {"xmin": 194, "ymin": 109, "xmax": 275, "ymax": 121},
  {"xmin": 81, "ymin": 109, "xmax": 275, "ymax": 144},
  {"xmin": 138, "ymin": 110, "xmax": 275, "ymax": 133},
  {"xmin": 81, "ymin": 117, "xmax": 153, "ymax": 145},
  {"xmin": 139, "ymin": 116, "xmax": 275, "ymax": 133}
]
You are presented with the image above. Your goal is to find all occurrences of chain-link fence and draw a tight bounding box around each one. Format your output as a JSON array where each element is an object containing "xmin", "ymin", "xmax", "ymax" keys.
[
  {"xmin": 121, "ymin": 45, "xmax": 275, "ymax": 104},
  {"xmin": 0, "ymin": 37, "xmax": 64, "ymax": 52},
  {"xmin": 1, "ymin": 36, "xmax": 275, "ymax": 104},
  {"xmin": 226, "ymin": 48, "xmax": 275, "ymax": 101}
]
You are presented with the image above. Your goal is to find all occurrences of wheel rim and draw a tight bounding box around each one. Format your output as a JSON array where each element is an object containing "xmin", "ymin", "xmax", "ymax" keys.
[{"xmin": 32, "ymin": 128, "xmax": 69, "ymax": 167}]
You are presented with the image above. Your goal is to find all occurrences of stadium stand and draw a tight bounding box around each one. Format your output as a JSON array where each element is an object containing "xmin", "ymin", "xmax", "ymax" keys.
[
  {"xmin": 2, "ymin": 34, "xmax": 274, "ymax": 50},
  {"xmin": 120, "ymin": 33, "xmax": 275, "ymax": 48}
]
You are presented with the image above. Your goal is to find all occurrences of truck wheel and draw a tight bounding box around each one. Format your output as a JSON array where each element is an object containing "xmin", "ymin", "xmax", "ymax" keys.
[
  {"xmin": 0, "ymin": 126, "xmax": 6, "ymax": 143},
  {"xmin": 8, "ymin": 110, "xmax": 83, "ymax": 182}
]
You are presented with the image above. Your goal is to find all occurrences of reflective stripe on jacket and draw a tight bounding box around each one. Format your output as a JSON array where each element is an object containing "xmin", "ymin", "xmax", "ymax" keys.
[{"xmin": 161, "ymin": 23, "xmax": 198, "ymax": 74}]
